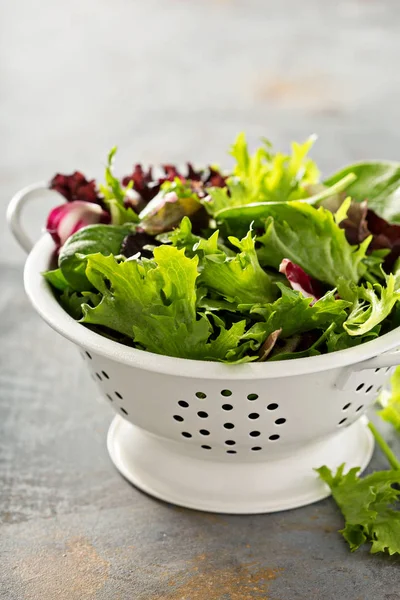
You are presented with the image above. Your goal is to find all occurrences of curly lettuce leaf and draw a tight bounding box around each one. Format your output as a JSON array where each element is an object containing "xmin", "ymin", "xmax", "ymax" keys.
[
  {"xmin": 214, "ymin": 175, "xmax": 356, "ymax": 238},
  {"xmin": 204, "ymin": 133, "xmax": 319, "ymax": 214},
  {"xmin": 344, "ymin": 270, "xmax": 400, "ymax": 336},
  {"xmin": 242, "ymin": 285, "xmax": 351, "ymax": 344},
  {"xmin": 80, "ymin": 246, "xmax": 246, "ymax": 360},
  {"xmin": 256, "ymin": 202, "xmax": 371, "ymax": 287},
  {"xmin": 167, "ymin": 218, "xmax": 275, "ymax": 305},
  {"xmin": 59, "ymin": 289, "xmax": 101, "ymax": 320},
  {"xmin": 317, "ymin": 464, "xmax": 400, "ymax": 555},
  {"xmin": 99, "ymin": 147, "xmax": 139, "ymax": 225}
]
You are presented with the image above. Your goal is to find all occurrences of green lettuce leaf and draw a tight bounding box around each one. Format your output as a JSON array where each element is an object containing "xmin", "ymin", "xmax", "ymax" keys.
[
  {"xmin": 324, "ymin": 161, "xmax": 400, "ymax": 223},
  {"xmin": 256, "ymin": 202, "xmax": 371, "ymax": 287},
  {"xmin": 344, "ymin": 271, "xmax": 400, "ymax": 336},
  {"xmin": 167, "ymin": 218, "xmax": 275, "ymax": 305},
  {"xmin": 58, "ymin": 224, "xmax": 134, "ymax": 291},
  {"xmin": 213, "ymin": 175, "xmax": 356, "ymax": 238},
  {"xmin": 80, "ymin": 246, "xmax": 246, "ymax": 361},
  {"xmin": 99, "ymin": 147, "xmax": 139, "ymax": 225},
  {"xmin": 326, "ymin": 325, "xmax": 380, "ymax": 353},
  {"xmin": 59, "ymin": 289, "xmax": 101, "ymax": 320},
  {"xmin": 317, "ymin": 464, "xmax": 400, "ymax": 555},
  {"xmin": 43, "ymin": 268, "xmax": 69, "ymax": 291},
  {"xmin": 242, "ymin": 285, "xmax": 351, "ymax": 344},
  {"xmin": 204, "ymin": 133, "xmax": 319, "ymax": 214}
]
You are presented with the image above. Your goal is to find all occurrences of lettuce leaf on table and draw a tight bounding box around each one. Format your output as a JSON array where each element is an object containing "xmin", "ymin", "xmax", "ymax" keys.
[
  {"xmin": 256, "ymin": 201, "xmax": 371, "ymax": 287},
  {"xmin": 317, "ymin": 464, "xmax": 400, "ymax": 555},
  {"xmin": 80, "ymin": 245, "xmax": 246, "ymax": 361}
]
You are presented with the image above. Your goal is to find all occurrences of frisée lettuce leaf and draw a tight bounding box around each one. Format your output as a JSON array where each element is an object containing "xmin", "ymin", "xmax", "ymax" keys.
[
  {"xmin": 80, "ymin": 246, "xmax": 246, "ymax": 361},
  {"xmin": 256, "ymin": 202, "xmax": 371, "ymax": 287}
]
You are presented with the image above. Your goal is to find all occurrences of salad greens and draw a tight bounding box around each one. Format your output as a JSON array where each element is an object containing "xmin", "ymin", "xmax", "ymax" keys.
[
  {"xmin": 43, "ymin": 133, "xmax": 400, "ymax": 362},
  {"xmin": 317, "ymin": 422, "xmax": 400, "ymax": 556}
]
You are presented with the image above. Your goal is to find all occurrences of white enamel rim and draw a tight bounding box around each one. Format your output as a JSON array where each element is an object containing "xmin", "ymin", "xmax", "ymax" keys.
[{"xmin": 24, "ymin": 233, "xmax": 400, "ymax": 379}]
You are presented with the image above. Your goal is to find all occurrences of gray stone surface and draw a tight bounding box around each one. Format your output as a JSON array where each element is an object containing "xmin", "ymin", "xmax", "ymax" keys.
[{"xmin": 2, "ymin": 0, "xmax": 400, "ymax": 598}]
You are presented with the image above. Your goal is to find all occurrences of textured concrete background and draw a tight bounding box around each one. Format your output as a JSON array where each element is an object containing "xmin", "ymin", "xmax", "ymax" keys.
[{"xmin": 2, "ymin": 0, "xmax": 400, "ymax": 598}]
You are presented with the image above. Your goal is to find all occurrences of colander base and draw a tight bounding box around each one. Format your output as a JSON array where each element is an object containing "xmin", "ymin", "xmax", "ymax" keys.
[{"xmin": 107, "ymin": 415, "xmax": 374, "ymax": 514}]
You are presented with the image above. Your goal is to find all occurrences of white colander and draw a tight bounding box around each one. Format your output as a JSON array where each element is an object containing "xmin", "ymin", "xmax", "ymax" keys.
[{"xmin": 8, "ymin": 184, "xmax": 400, "ymax": 514}]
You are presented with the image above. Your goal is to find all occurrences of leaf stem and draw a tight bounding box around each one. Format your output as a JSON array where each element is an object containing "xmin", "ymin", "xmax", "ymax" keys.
[{"xmin": 368, "ymin": 421, "xmax": 400, "ymax": 470}]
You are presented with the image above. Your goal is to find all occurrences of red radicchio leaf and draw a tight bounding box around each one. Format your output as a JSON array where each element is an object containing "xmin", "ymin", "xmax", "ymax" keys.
[
  {"xmin": 46, "ymin": 201, "xmax": 110, "ymax": 249},
  {"xmin": 366, "ymin": 210, "xmax": 400, "ymax": 271},
  {"xmin": 339, "ymin": 201, "xmax": 370, "ymax": 246},
  {"xmin": 279, "ymin": 259, "xmax": 324, "ymax": 302},
  {"xmin": 50, "ymin": 172, "xmax": 100, "ymax": 204},
  {"xmin": 339, "ymin": 200, "xmax": 400, "ymax": 271},
  {"xmin": 120, "ymin": 231, "xmax": 160, "ymax": 260},
  {"xmin": 121, "ymin": 163, "xmax": 227, "ymax": 211}
]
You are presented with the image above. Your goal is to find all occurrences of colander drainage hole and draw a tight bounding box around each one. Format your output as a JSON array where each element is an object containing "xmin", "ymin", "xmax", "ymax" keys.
[
  {"xmin": 356, "ymin": 383, "xmax": 365, "ymax": 392},
  {"xmin": 201, "ymin": 445, "xmax": 211, "ymax": 450},
  {"xmin": 221, "ymin": 389, "xmax": 232, "ymax": 397},
  {"xmin": 248, "ymin": 413, "xmax": 260, "ymax": 420},
  {"xmin": 120, "ymin": 407, "xmax": 128, "ymax": 416},
  {"xmin": 195, "ymin": 392, "xmax": 207, "ymax": 399},
  {"xmin": 115, "ymin": 391, "xmax": 123, "ymax": 400},
  {"xmin": 338, "ymin": 418, "xmax": 347, "ymax": 426},
  {"xmin": 102, "ymin": 371, "xmax": 109, "ymax": 380},
  {"xmin": 225, "ymin": 440, "xmax": 236, "ymax": 446},
  {"xmin": 86, "ymin": 351, "xmax": 92, "ymax": 359},
  {"xmin": 251, "ymin": 446, "xmax": 262, "ymax": 451},
  {"xmin": 356, "ymin": 405, "xmax": 364, "ymax": 412},
  {"xmin": 173, "ymin": 415, "xmax": 184, "ymax": 422},
  {"xmin": 222, "ymin": 404, "xmax": 233, "ymax": 411},
  {"xmin": 269, "ymin": 435, "xmax": 280, "ymax": 441},
  {"xmin": 267, "ymin": 403, "xmax": 279, "ymax": 411},
  {"xmin": 224, "ymin": 423, "xmax": 235, "ymax": 429},
  {"xmin": 386, "ymin": 367, "xmax": 391, "ymax": 373},
  {"xmin": 249, "ymin": 431, "xmax": 261, "ymax": 437},
  {"xmin": 96, "ymin": 373, "xmax": 102, "ymax": 381},
  {"xmin": 342, "ymin": 403, "xmax": 351, "ymax": 410},
  {"xmin": 178, "ymin": 401, "xmax": 189, "ymax": 408},
  {"xmin": 199, "ymin": 429, "xmax": 210, "ymax": 436},
  {"xmin": 375, "ymin": 368, "xmax": 380, "ymax": 373},
  {"xmin": 197, "ymin": 411, "xmax": 208, "ymax": 418},
  {"xmin": 182, "ymin": 432, "xmax": 192, "ymax": 438},
  {"xmin": 275, "ymin": 418, "xmax": 286, "ymax": 425},
  {"xmin": 365, "ymin": 385, "xmax": 374, "ymax": 393},
  {"xmin": 247, "ymin": 393, "xmax": 259, "ymax": 401},
  {"xmin": 106, "ymin": 394, "xmax": 113, "ymax": 402},
  {"xmin": 227, "ymin": 450, "xmax": 237, "ymax": 454}
]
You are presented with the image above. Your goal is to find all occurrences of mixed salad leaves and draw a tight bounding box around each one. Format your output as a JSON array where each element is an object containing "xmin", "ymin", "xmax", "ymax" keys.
[{"xmin": 43, "ymin": 134, "xmax": 400, "ymax": 362}]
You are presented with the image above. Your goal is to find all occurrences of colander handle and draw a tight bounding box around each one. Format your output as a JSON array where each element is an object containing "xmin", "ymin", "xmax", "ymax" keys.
[
  {"xmin": 354, "ymin": 350, "xmax": 400, "ymax": 370},
  {"xmin": 335, "ymin": 349, "xmax": 400, "ymax": 390},
  {"xmin": 7, "ymin": 182, "xmax": 50, "ymax": 253}
]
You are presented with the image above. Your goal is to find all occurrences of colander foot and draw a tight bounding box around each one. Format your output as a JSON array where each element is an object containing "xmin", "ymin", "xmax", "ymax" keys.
[{"xmin": 107, "ymin": 415, "xmax": 374, "ymax": 514}]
